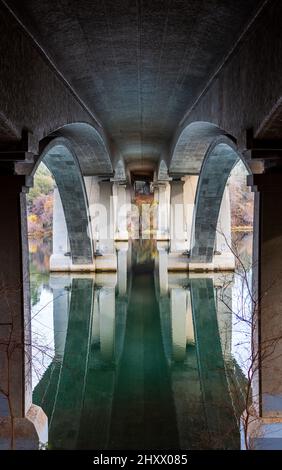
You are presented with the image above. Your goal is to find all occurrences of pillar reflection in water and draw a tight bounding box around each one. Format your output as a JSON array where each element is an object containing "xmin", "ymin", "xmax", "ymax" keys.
[
  {"xmin": 33, "ymin": 272, "xmax": 123, "ymax": 449},
  {"xmin": 156, "ymin": 244, "xmax": 247, "ymax": 449},
  {"xmin": 32, "ymin": 241, "xmax": 248, "ymax": 450}
]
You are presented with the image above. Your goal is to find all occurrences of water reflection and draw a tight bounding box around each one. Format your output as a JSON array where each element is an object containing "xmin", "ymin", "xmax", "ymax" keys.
[{"xmin": 32, "ymin": 241, "xmax": 249, "ymax": 450}]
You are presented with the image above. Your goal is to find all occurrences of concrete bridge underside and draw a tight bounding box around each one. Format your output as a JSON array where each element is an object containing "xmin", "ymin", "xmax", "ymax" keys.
[{"xmin": 0, "ymin": 0, "xmax": 282, "ymax": 449}]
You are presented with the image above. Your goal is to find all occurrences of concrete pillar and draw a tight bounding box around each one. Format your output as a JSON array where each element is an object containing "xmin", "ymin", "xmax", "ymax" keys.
[
  {"xmin": 50, "ymin": 187, "xmax": 71, "ymax": 271},
  {"xmin": 0, "ymin": 176, "xmax": 48, "ymax": 449},
  {"xmin": 153, "ymin": 183, "xmax": 159, "ymax": 232},
  {"xmin": 84, "ymin": 176, "xmax": 100, "ymax": 253},
  {"xmin": 183, "ymin": 175, "xmax": 198, "ymax": 251},
  {"xmin": 156, "ymin": 182, "xmax": 170, "ymax": 240},
  {"xmin": 89, "ymin": 179, "xmax": 117, "ymax": 271},
  {"xmin": 170, "ymin": 180, "xmax": 187, "ymax": 252},
  {"xmin": 244, "ymin": 172, "xmax": 282, "ymax": 449},
  {"xmin": 114, "ymin": 183, "xmax": 129, "ymax": 241},
  {"xmin": 98, "ymin": 180, "xmax": 114, "ymax": 254}
]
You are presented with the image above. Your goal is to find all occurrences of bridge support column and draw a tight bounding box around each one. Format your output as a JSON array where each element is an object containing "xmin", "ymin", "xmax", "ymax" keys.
[
  {"xmin": 156, "ymin": 182, "xmax": 170, "ymax": 240},
  {"xmin": 50, "ymin": 185, "xmax": 96, "ymax": 272},
  {"xmin": 182, "ymin": 175, "xmax": 198, "ymax": 251},
  {"xmin": 0, "ymin": 176, "xmax": 48, "ymax": 449},
  {"xmin": 113, "ymin": 182, "xmax": 129, "ymax": 241},
  {"xmin": 84, "ymin": 175, "xmax": 100, "ymax": 253},
  {"xmin": 85, "ymin": 177, "xmax": 117, "ymax": 271},
  {"xmin": 153, "ymin": 183, "xmax": 159, "ymax": 233},
  {"xmin": 95, "ymin": 180, "xmax": 117, "ymax": 271},
  {"xmin": 168, "ymin": 179, "xmax": 189, "ymax": 270},
  {"xmin": 242, "ymin": 171, "xmax": 282, "ymax": 449}
]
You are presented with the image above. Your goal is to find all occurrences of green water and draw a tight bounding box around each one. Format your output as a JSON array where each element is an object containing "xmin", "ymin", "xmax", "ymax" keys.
[{"xmin": 31, "ymin": 241, "xmax": 249, "ymax": 450}]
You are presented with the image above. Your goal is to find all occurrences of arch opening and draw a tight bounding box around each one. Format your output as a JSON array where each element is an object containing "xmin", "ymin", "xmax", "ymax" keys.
[
  {"xmin": 31, "ymin": 139, "xmax": 94, "ymax": 268},
  {"xmin": 190, "ymin": 141, "xmax": 252, "ymax": 264}
]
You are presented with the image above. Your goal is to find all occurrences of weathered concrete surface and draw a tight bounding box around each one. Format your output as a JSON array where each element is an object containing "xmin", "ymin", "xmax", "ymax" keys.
[
  {"xmin": 190, "ymin": 277, "xmax": 239, "ymax": 448},
  {"xmin": 0, "ymin": 175, "xmax": 47, "ymax": 449},
  {"xmin": 4, "ymin": 0, "xmax": 265, "ymax": 166},
  {"xmin": 84, "ymin": 176, "xmax": 118, "ymax": 271},
  {"xmin": 1, "ymin": 1, "xmax": 282, "ymax": 176},
  {"xmin": 169, "ymin": 180, "xmax": 187, "ymax": 252},
  {"xmin": 52, "ymin": 124, "xmax": 113, "ymax": 176},
  {"xmin": 170, "ymin": 122, "xmax": 227, "ymax": 174},
  {"xmin": 0, "ymin": 405, "xmax": 48, "ymax": 450},
  {"xmin": 113, "ymin": 182, "xmax": 129, "ymax": 241},
  {"xmin": 183, "ymin": 175, "xmax": 198, "ymax": 251},
  {"xmin": 43, "ymin": 139, "xmax": 94, "ymax": 266},
  {"xmin": 155, "ymin": 181, "xmax": 170, "ymax": 240},
  {"xmin": 250, "ymin": 173, "xmax": 282, "ymax": 418},
  {"xmin": 0, "ymin": 4, "xmax": 91, "ymax": 142},
  {"xmin": 171, "ymin": 0, "xmax": 282, "ymax": 173},
  {"xmin": 0, "ymin": 4, "xmax": 113, "ymax": 175},
  {"xmin": 190, "ymin": 140, "xmax": 239, "ymax": 263},
  {"xmin": 167, "ymin": 253, "xmax": 235, "ymax": 272}
]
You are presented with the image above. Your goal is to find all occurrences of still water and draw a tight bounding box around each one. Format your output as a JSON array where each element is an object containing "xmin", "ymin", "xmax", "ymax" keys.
[{"xmin": 30, "ymin": 236, "xmax": 252, "ymax": 450}]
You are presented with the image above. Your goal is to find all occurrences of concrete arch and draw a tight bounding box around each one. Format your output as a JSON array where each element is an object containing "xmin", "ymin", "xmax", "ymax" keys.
[
  {"xmin": 169, "ymin": 121, "xmax": 235, "ymax": 175},
  {"xmin": 45, "ymin": 122, "xmax": 113, "ymax": 176},
  {"xmin": 190, "ymin": 137, "xmax": 247, "ymax": 263},
  {"xmin": 38, "ymin": 137, "xmax": 93, "ymax": 265}
]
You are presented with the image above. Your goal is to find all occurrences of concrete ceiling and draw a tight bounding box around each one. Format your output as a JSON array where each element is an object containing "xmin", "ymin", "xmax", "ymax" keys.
[{"xmin": 6, "ymin": 0, "xmax": 262, "ymax": 167}]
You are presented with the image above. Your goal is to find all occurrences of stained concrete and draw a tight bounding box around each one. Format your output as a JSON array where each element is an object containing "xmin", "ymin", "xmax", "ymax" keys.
[{"xmin": 3, "ymin": 0, "xmax": 266, "ymax": 166}]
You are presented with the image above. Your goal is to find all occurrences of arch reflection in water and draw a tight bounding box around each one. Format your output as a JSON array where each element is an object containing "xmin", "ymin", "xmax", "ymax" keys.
[
  {"xmin": 33, "ymin": 273, "xmax": 120, "ymax": 450},
  {"xmin": 32, "ymin": 242, "xmax": 247, "ymax": 449},
  {"xmin": 157, "ymin": 270, "xmax": 246, "ymax": 450}
]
